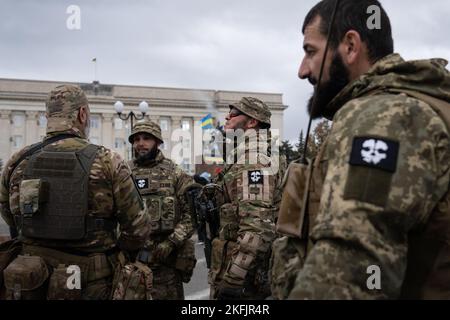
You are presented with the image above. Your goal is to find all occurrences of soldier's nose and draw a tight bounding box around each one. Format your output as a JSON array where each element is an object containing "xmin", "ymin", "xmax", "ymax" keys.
[{"xmin": 298, "ymin": 59, "xmax": 310, "ymax": 80}]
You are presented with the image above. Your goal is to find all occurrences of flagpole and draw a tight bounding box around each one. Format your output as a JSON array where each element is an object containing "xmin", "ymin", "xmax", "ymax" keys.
[{"xmin": 92, "ymin": 58, "xmax": 97, "ymax": 81}]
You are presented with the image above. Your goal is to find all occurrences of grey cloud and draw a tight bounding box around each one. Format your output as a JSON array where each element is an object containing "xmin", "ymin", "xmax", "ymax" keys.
[{"xmin": 0, "ymin": 0, "xmax": 449, "ymax": 143}]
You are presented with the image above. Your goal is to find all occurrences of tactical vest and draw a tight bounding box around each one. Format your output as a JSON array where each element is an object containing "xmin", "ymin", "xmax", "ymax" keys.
[
  {"xmin": 132, "ymin": 158, "xmax": 179, "ymax": 234},
  {"xmin": 19, "ymin": 143, "xmax": 100, "ymax": 241}
]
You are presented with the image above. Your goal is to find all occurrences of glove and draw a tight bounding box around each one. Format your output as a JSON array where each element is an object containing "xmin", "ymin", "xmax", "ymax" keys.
[
  {"xmin": 216, "ymin": 285, "xmax": 244, "ymax": 300},
  {"xmin": 152, "ymin": 240, "xmax": 176, "ymax": 263}
]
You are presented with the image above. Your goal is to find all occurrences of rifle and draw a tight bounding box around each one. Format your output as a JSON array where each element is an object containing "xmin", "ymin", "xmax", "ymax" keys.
[{"xmin": 196, "ymin": 183, "xmax": 222, "ymax": 269}]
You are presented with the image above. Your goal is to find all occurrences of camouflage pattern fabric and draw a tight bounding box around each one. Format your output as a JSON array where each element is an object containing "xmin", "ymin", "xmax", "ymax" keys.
[
  {"xmin": 209, "ymin": 130, "xmax": 284, "ymax": 299},
  {"xmin": 0, "ymin": 85, "xmax": 151, "ymax": 299},
  {"xmin": 131, "ymin": 149, "xmax": 195, "ymax": 300},
  {"xmin": 128, "ymin": 120, "xmax": 163, "ymax": 144},
  {"xmin": 45, "ymin": 84, "xmax": 89, "ymax": 135},
  {"xmin": 289, "ymin": 53, "xmax": 450, "ymax": 299},
  {"xmin": 229, "ymin": 97, "xmax": 272, "ymax": 128}
]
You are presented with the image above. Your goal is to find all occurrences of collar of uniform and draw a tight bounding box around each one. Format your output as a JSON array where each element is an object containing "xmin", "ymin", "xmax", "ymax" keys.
[{"xmin": 44, "ymin": 128, "xmax": 86, "ymax": 141}]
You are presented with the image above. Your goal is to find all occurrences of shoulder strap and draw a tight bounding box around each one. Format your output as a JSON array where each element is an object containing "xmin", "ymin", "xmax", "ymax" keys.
[{"xmin": 6, "ymin": 134, "xmax": 78, "ymax": 189}]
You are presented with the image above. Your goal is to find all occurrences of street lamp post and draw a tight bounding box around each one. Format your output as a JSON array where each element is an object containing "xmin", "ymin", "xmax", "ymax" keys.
[{"xmin": 114, "ymin": 100, "xmax": 149, "ymax": 160}]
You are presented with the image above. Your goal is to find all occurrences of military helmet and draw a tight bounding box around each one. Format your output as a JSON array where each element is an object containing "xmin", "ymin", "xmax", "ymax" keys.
[
  {"xmin": 128, "ymin": 120, "xmax": 163, "ymax": 144},
  {"xmin": 229, "ymin": 97, "xmax": 271, "ymax": 128},
  {"xmin": 45, "ymin": 84, "xmax": 89, "ymax": 133}
]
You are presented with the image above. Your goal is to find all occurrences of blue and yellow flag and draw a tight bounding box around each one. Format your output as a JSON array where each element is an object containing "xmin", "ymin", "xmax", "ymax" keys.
[{"xmin": 200, "ymin": 113, "xmax": 214, "ymax": 129}]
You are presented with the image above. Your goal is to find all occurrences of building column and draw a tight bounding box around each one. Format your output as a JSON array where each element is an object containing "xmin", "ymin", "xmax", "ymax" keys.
[
  {"xmin": 25, "ymin": 111, "xmax": 38, "ymax": 145},
  {"xmin": 102, "ymin": 113, "xmax": 114, "ymax": 149},
  {"xmin": 0, "ymin": 111, "xmax": 11, "ymax": 165},
  {"xmin": 193, "ymin": 116, "xmax": 204, "ymax": 167},
  {"xmin": 171, "ymin": 116, "xmax": 182, "ymax": 130}
]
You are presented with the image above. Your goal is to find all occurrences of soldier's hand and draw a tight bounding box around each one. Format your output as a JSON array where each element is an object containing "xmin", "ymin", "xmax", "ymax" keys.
[{"xmin": 152, "ymin": 240, "xmax": 176, "ymax": 262}]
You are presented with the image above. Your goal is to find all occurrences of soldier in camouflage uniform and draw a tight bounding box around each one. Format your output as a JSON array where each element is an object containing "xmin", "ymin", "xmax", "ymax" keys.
[
  {"xmin": 128, "ymin": 120, "xmax": 196, "ymax": 300},
  {"xmin": 278, "ymin": 0, "xmax": 450, "ymax": 299},
  {"xmin": 208, "ymin": 97, "xmax": 284, "ymax": 300},
  {"xmin": 0, "ymin": 85, "xmax": 150, "ymax": 300}
]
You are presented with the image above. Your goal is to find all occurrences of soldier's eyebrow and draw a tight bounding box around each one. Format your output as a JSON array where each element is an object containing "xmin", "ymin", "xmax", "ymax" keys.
[{"xmin": 303, "ymin": 43, "xmax": 316, "ymax": 53}]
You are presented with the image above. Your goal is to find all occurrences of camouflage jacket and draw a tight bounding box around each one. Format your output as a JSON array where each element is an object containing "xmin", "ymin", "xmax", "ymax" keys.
[
  {"xmin": 289, "ymin": 53, "xmax": 450, "ymax": 299},
  {"xmin": 210, "ymin": 130, "xmax": 284, "ymax": 295},
  {"xmin": 130, "ymin": 150, "xmax": 195, "ymax": 251},
  {"xmin": 0, "ymin": 129, "xmax": 151, "ymax": 253}
]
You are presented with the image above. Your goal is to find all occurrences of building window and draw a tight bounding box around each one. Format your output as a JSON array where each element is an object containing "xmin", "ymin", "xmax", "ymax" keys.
[
  {"xmin": 160, "ymin": 119, "xmax": 168, "ymax": 131},
  {"xmin": 38, "ymin": 114, "xmax": 47, "ymax": 128},
  {"xmin": 90, "ymin": 137, "xmax": 100, "ymax": 144},
  {"xmin": 114, "ymin": 118, "xmax": 123, "ymax": 130},
  {"xmin": 182, "ymin": 120, "xmax": 190, "ymax": 131},
  {"xmin": 115, "ymin": 138, "xmax": 124, "ymax": 149},
  {"xmin": 12, "ymin": 135, "xmax": 23, "ymax": 148},
  {"xmin": 182, "ymin": 139, "xmax": 190, "ymax": 149},
  {"xmin": 12, "ymin": 114, "xmax": 25, "ymax": 127},
  {"xmin": 90, "ymin": 115, "xmax": 100, "ymax": 129}
]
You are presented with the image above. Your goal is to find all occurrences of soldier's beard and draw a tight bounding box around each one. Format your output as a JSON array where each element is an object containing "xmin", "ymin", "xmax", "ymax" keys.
[
  {"xmin": 135, "ymin": 146, "xmax": 159, "ymax": 165},
  {"xmin": 307, "ymin": 51, "xmax": 350, "ymax": 119}
]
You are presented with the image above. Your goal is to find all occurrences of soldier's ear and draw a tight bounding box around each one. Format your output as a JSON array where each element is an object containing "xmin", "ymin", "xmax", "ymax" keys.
[
  {"xmin": 78, "ymin": 106, "xmax": 89, "ymax": 125},
  {"xmin": 246, "ymin": 118, "xmax": 259, "ymax": 129},
  {"xmin": 340, "ymin": 30, "xmax": 362, "ymax": 66}
]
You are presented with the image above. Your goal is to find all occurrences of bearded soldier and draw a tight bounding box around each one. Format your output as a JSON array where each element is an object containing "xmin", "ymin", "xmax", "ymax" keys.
[
  {"xmin": 128, "ymin": 120, "xmax": 196, "ymax": 300},
  {"xmin": 275, "ymin": 0, "xmax": 450, "ymax": 299},
  {"xmin": 0, "ymin": 85, "xmax": 150, "ymax": 300},
  {"xmin": 207, "ymin": 97, "xmax": 284, "ymax": 300}
]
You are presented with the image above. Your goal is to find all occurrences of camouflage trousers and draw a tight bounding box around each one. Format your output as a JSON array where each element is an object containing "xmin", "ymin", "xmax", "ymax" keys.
[{"xmin": 151, "ymin": 265, "xmax": 184, "ymax": 300}]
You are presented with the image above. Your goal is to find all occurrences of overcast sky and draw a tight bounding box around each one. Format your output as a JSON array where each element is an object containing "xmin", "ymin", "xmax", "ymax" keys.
[{"xmin": 1, "ymin": 0, "xmax": 449, "ymax": 143}]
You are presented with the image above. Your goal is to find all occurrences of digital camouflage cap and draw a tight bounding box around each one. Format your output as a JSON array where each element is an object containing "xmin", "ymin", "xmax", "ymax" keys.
[
  {"xmin": 128, "ymin": 120, "xmax": 164, "ymax": 144},
  {"xmin": 229, "ymin": 97, "xmax": 271, "ymax": 128},
  {"xmin": 45, "ymin": 84, "xmax": 89, "ymax": 133}
]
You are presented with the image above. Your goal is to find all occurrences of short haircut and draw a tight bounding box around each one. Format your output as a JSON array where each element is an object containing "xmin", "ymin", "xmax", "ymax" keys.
[{"xmin": 302, "ymin": 0, "xmax": 394, "ymax": 63}]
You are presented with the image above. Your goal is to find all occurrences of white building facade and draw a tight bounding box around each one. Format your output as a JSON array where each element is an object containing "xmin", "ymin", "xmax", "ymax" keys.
[{"xmin": 0, "ymin": 78, "xmax": 287, "ymax": 174}]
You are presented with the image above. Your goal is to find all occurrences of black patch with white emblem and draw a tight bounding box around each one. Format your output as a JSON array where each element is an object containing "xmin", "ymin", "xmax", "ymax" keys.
[
  {"xmin": 248, "ymin": 170, "xmax": 263, "ymax": 185},
  {"xmin": 135, "ymin": 178, "xmax": 149, "ymax": 190},
  {"xmin": 349, "ymin": 137, "xmax": 399, "ymax": 173}
]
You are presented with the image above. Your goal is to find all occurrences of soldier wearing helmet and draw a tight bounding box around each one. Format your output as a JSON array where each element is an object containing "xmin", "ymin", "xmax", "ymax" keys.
[
  {"xmin": 0, "ymin": 84, "xmax": 150, "ymax": 300},
  {"xmin": 128, "ymin": 120, "xmax": 196, "ymax": 300},
  {"xmin": 207, "ymin": 97, "xmax": 285, "ymax": 300}
]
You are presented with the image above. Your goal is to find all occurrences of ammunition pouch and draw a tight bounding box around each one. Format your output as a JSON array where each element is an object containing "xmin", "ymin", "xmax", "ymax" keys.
[
  {"xmin": 3, "ymin": 255, "xmax": 49, "ymax": 300},
  {"xmin": 47, "ymin": 264, "xmax": 82, "ymax": 300},
  {"xmin": 21, "ymin": 244, "xmax": 113, "ymax": 299},
  {"xmin": 175, "ymin": 239, "xmax": 197, "ymax": 283},
  {"xmin": 0, "ymin": 239, "xmax": 22, "ymax": 292},
  {"xmin": 143, "ymin": 195, "xmax": 177, "ymax": 234},
  {"xmin": 111, "ymin": 252, "xmax": 153, "ymax": 300},
  {"xmin": 209, "ymin": 238, "xmax": 238, "ymax": 286}
]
